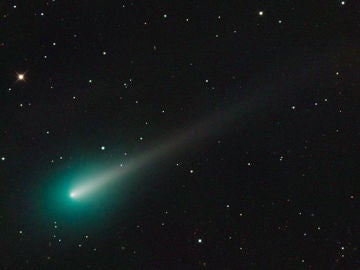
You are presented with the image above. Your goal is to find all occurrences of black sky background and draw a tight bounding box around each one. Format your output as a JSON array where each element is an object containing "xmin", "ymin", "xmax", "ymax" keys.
[{"xmin": 1, "ymin": 1, "xmax": 359, "ymax": 269}]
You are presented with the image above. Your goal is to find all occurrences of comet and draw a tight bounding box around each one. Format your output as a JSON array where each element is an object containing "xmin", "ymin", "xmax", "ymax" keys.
[
  {"xmin": 68, "ymin": 94, "xmax": 260, "ymax": 200},
  {"xmin": 67, "ymin": 50, "xmax": 331, "ymax": 201}
]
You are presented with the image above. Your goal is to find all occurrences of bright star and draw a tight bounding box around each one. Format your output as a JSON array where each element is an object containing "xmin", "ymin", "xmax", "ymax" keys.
[{"xmin": 17, "ymin": 73, "xmax": 25, "ymax": 81}]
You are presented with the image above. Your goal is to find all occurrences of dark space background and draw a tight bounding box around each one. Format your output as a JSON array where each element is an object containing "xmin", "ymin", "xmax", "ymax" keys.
[{"xmin": 0, "ymin": 1, "xmax": 359, "ymax": 269}]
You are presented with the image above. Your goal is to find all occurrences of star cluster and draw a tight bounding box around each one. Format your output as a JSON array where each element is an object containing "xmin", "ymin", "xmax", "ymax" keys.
[{"xmin": 0, "ymin": 1, "xmax": 359, "ymax": 269}]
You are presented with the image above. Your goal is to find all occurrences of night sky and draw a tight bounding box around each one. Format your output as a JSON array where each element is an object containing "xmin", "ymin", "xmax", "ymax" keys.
[{"xmin": 1, "ymin": 1, "xmax": 360, "ymax": 269}]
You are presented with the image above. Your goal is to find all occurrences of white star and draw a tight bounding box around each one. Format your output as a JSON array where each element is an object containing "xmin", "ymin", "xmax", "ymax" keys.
[{"xmin": 17, "ymin": 73, "xmax": 25, "ymax": 81}]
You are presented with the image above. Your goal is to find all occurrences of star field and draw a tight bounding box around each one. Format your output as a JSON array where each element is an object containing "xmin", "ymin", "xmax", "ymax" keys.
[{"xmin": 0, "ymin": 1, "xmax": 359, "ymax": 269}]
